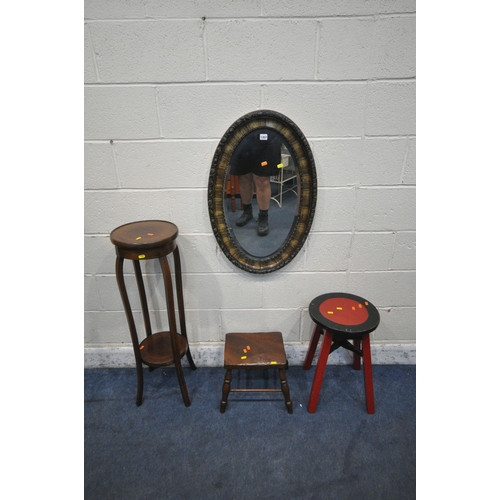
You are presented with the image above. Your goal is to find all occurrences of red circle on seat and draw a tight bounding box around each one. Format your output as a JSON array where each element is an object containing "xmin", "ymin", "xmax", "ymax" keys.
[{"xmin": 319, "ymin": 297, "xmax": 369, "ymax": 326}]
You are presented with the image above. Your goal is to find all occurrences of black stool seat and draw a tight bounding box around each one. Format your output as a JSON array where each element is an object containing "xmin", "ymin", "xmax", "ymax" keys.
[
  {"xmin": 304, "ymin": 292, "xmax": 380, "ymax": 414},
  {"xmin": 309, "ymin": 292, "xmax": 380, "ymax": 337}
]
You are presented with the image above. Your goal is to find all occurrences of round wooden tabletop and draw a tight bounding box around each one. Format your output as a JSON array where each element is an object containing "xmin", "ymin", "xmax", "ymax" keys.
[
  {"xmin": 110, "ymin": 220, "xmax": 178, "ymax": 250},
  {"xmin": 309, "ymin": 292, "xmax": 380, "ymax": 336}
]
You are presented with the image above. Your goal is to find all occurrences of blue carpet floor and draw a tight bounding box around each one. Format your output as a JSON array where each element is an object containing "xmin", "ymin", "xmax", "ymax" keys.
[{"xmin": 85, "ymin": 365, "xmax": 415, "ymax": 500}]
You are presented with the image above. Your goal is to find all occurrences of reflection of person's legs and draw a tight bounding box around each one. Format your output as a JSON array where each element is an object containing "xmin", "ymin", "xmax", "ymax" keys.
[
  {"xmin": 238, "ymin": 173, "xmax": 254, "ymax": 205},
  {"xmin": 253, "ymin": 176, "xmax": 271, "ymax": 211},
  {"xmin": 235, "ymin": 173, "xmax": 254, "ymax": 227},
  {"xmin": 253, "ymin": 175, "xmax": 271, "ymax": 236}
]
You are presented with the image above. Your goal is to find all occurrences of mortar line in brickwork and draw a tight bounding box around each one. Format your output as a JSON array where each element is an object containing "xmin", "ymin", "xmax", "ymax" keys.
[
  {"xmin": 85, "ymin": 136, "xmax": 413, "ymax": 144},
  {"xmin": 314, "ymin": 20, "xmax": 321, "ymax": 80},
  {"xmin": 363, "ymin": 135, "xmax": 416, "ymax": 142},
  {"xmin": 367, "ymin": 12, "xmax": 379, "ymax": 83},
  {"xmin": 202, "ymin": 17, "xmax": 209, "ymax": 81},
  {"xmin": 400, "ymin": 136, "xmax": 411, "ymax": 184},
  {"xmin": 84, "ymin": 138, "xmax": 216, "ymax": 144},
  {"xmin": 350, "ymin": 269, "xmax": 414, "ymax": 275},
  {"xmin": 109, "ymin": 140, "xmax": 120, "ymax": 187},
  {"xmin": 353, "ymin": 184, "xmax": 415, "ymax": 190},
  {"xmin": 85, "ymin": 187, "xmax": 208, "ymax": 194},
  {"xmin": 154, "ymin": 87, "xmax": 164, "ymax": 137},
  {"xmin": 315, "ymin": 186, "xmax": 414, "ymax": 193},
  {"xmin": 360, "ymin": 18, "xmax": 379, "ymax": 140},
  {"xmin": 311, "ymin": 136, "xmax": 415, "ymax": 144},
  {"xmin": 85, "ymin": 23, "xmax": 101, "ymax": 83},
  {"xmin": 84, "ymin": 78, "xmax": 415, "ymax": 88},
  {"xmin": 347, "ymin": 183, "xmax": 360, "ymax": 273},
  {"xmin": 389, "ymin": 231, "xmax": 398, "ymax": 270},
  {"xmin": 83, "ymin": 14, "xmax": 414, "ymax": 23}
]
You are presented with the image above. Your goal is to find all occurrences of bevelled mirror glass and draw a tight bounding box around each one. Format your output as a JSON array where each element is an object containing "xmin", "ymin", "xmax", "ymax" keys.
[{"xmin": 208, "ymin": 110, "xmax": 317, "ymax": 274}]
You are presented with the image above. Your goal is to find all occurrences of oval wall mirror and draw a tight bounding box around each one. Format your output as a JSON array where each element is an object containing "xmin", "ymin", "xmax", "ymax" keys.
[{"xmin": 208, "ymin": 109, "xmax": 317, "ymax": 274}]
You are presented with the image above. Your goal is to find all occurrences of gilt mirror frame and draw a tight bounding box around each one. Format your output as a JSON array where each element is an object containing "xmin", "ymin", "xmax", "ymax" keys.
[{"xmin": 208, "ymin": 109, "xmax": 317, "ymax": 274}]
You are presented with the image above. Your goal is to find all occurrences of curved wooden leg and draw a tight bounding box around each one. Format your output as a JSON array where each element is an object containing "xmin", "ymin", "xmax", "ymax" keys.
[
  {"xmin": 279, "ymin": 369, "xmax": 293, "ymax": 414},
  {"xmin": 174, "ymin": 352, "xmax": 191, "ymax": 407},
  {"xmin": 220, "ymin": 369, "xmax": 232, "ymax": 413},
  {"xmin": 362, "ymin": 334, "xmax": 375, "ymax": 414},
  {"xmin": 159, "ymin": 255, "xmax": 191, "ymax": 407},
  {"xmin": 133, "ymin": 260, "xmax": 152, "ymax": 339},
  {"xmin": 115, "ymin": 256, "xmax": 144, "ymax": 406},
  {"xmin": 307, "ymin": 329, "xmax": 333, "ymax": 413},
  {"xmin": 135, "ymin": 365, "xmax": 144, "ymax": 407},
  {"xmin": 304, "ymin": 324, "xmax": 322, "ymax": 370},
  {"xmin": 133, "ymin": 260, "xmax": 156, "ymax": 374},
  {"xmin": 173, "ymin": 246, "xmax": 197, "ymax": 371},
  {"xmin": 185, "ymin": 349, "xmax": 197, "ymax": 371}
]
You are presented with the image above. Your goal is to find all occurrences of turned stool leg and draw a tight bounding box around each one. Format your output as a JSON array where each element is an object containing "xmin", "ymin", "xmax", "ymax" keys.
[
  {"xmin": 362, "ymin": 334, "xmax": 375, "ymax": 414},
  {"xmin": 279, "ymin": 369, "xmax": 293, "ymax": 414},
  {"xmin": 307, "ymin": 329, "xmax": 333, "ymax": 413},
  {"xmin": 303, "ymin": 324, "xmax": 322, "ymax": 370},
  {"xmin": 220, "ymin": 369, "xmax": 232, "ymax": 413}
]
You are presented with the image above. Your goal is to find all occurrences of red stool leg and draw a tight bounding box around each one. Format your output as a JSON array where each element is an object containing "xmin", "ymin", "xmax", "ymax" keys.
[
  {"xmin": 303, "ymin": 324, "xmax": 322, "ymax": 370},
  {"xmin": 361, "ymin": 334, "xmax": 375, "ymax": 414},
  {"xmin": 307, "ymin": 329, "xmax": 333, "ymax": 413},
  {"xmin": 353, "ymin": 339, "xmax": 361, "ymax": 370}
]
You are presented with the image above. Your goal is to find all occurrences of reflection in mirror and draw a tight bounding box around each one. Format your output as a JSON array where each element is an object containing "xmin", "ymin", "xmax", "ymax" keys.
[
  {"xmin": 224, "ymin": 129, "xmax": 299, "ymax": 258},
  {"xmin": 208, "ymin": 110, "xmax": 317, "ymax": 274}
]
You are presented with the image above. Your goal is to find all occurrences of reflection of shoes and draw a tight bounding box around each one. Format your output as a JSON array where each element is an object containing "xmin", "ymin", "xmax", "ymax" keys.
[
  {"xmin": 235, "ymin": 212, "xmax": 253, "ymax": 227},
  {"xmin": 257, "ymin": 216, "xmax": 269, "ymax": 236}
]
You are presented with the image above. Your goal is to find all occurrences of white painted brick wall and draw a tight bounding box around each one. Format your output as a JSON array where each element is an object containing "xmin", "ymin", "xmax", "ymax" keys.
[
  {"xmin": 206, "ymin": 20, "xmax": 317, "ymax": 81},
  {"xmin": 88, "ymin": 21, "xmax": 206, "ymax": 83},
  {"xmin": 156, "ymin": 85, "xmax": 262, "ymax": 138},
  {"xmin": 84, "ymin": 0, "xmax": 416, "ymax": 364}
]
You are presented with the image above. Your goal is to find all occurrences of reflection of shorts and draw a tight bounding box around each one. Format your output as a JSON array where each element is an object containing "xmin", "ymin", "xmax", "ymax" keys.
[{"xmin": 229, "ymin": 129, "xmax": 282, "ymax": 177}]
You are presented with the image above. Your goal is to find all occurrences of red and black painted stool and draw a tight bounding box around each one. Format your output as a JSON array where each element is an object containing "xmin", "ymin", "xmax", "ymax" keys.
[{"xmin": 303, "ymin": 293, "xmax": 380, "ymax": 414}]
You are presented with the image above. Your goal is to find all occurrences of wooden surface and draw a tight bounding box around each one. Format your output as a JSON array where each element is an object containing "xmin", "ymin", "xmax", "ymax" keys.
[
  {"xmin": 221, "ymin": 331, "xmax": 292, "ymax": 414},
  {"xmin": 223, "ymin": 332, "xmax": 287, "ymax": 368},
  {"xmin": 110, "ymin": 220, "xmax": 178, "ymax": 250},
  {"xmin": 139, "ymin": 332, "xmax": 187, "ymax": 367}
]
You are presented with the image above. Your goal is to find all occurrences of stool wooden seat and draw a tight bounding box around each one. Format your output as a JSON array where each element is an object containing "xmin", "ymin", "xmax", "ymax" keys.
[
  {"xmin": 220, "ymin": 332, "xmax": 293, "ymax": 414},
  {"xmin": 110, "ymin": 220, "xmax": 196, "ymax": 407},
  {"xmin": 303, "ymin": 293, "xmax": 380, "ymax": 414}
]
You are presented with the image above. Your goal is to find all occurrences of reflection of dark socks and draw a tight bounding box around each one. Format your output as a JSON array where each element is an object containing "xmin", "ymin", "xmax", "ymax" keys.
[
  {"xmin": 243, "ymin": 204, "xmax": 253, "ymax": 215},
  {"xmin": 258, "ymin": 210, "xmax": 268, "ymax": 220}
]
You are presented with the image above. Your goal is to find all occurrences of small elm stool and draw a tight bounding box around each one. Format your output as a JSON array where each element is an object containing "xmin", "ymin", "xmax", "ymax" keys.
[
  {"xmin": 303, "ymin": 293, "xmax": 380, "ymax": 414},
  {"xmin": 220, "ymin": 332, "xmax": 293, "ymax": 414},
  {"xmin": 110, "ymin": 220, "xmax": 197, "ymax": 407}
]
